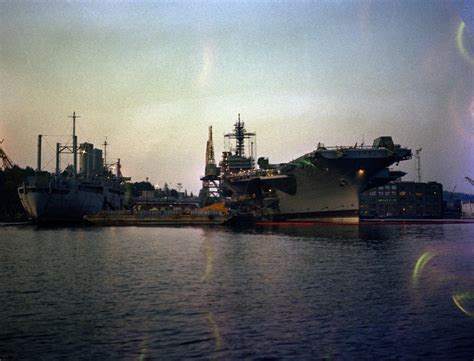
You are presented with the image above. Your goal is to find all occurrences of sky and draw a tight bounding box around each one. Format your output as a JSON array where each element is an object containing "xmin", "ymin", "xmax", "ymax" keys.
[{"xmin": 1, "ymin": 0, "xmax": 473, "ymax": 194}]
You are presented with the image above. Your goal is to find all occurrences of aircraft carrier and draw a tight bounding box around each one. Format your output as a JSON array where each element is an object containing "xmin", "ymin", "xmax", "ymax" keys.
[{"xmin": 216, "ymin": 115, "xmax": 412, "ymax": 224}]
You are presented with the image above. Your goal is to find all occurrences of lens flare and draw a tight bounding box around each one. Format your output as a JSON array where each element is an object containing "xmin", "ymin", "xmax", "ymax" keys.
[
  {"xmin": 447, "ymin": 79, "xmax": 474, "ymax": 143},
  {"xmin": 452, "ymin": 292, "xmax": 474, "ymax": 317},
  {"xmin": 412, "ymin": 251, "xmax": 437, "ymax": 286},
  {"xmin": 412, "ymin": 246, "xmax": 474, "ymax": 318},
  {"xmin": 456, "ymin": 21, "xmax": 474, "ymax": 66},
  {"xmin": 196, "ymin": 43, "xmax": 215, "ymax": 90}
]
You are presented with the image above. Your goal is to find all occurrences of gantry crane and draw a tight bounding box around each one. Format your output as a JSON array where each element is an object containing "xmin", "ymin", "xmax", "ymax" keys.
[{"xmin": 465, "ymin": 176, "xmax": 474, "ymax": 187}]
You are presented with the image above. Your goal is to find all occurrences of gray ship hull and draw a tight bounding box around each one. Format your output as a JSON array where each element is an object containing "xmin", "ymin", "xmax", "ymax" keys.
[
  {"xmin": 274, "ymin": 151, "xmax": 401, "ymax": 223},
  {"xmin": 18, "ymin": 175, "xmax": 124, "ymax": 222},
  {"xmin": 225, "ymin": 137, "xmax": 411, "ymax": 224}
]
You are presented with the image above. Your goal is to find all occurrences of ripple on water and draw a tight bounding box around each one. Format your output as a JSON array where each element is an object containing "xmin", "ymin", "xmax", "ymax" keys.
[{"xmin": 0, "ymin": 224, "xmax": 473, "ymax": 359}]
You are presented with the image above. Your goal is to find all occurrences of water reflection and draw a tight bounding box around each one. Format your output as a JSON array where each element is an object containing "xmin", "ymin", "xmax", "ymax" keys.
[
  {"xmin": 229, "ymin": 223, "xmax": 404, "ymax": 245},
  {"xmin": 232, "ymin": 222, "xmax": 452, "ymax": 245},
  {"xmin": 206, "ymin": 312, "xmax": 223, "ymax": 351},
  {"xmin": 200, "ymin": 232, "xmax": 224, "ymax": 355},
  {"xmin": 201, "ymin": 236, "xmax": 214, "ymax": 283},
  {"xmin": 1, "ymin": 224, "xmax": 473, "ymax": 359},
  {"xmin": 253, "ymin": 223, "xmax": 364, "ymax": 239},
  {"xmin": 137, "ymin": 337, "xmax": 149, "ymax": 361}
]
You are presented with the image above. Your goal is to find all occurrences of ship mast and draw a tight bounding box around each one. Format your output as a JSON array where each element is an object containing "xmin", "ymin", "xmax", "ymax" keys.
[
  {"xmin": 235, "ymin": 114, "xmax": 245, "ymax": 157},
  {"xmin": 415, "ymin": 147, "xmax": 422, "ymax": 183},
  {"xmin": 103, "ymin": 137, "xmax": 108, "ymax": 173},
  {"xmin": 224, "ymin": 113, "xmax": 256, "ymax": 160},
  {"xmin": 68, "ymin": 111, "xmax": 80, "ymax": 178}
]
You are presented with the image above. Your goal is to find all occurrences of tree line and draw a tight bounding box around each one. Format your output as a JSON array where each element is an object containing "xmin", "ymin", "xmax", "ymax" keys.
[{"xmin": 0, "ymin": 166, "xmax": 35, "ymax": 221}]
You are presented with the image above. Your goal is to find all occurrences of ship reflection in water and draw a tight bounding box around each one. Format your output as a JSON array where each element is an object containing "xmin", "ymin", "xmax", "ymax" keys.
[{"xmin": 1, "ymin": 224, "xmax": 473, "ymax": 359}]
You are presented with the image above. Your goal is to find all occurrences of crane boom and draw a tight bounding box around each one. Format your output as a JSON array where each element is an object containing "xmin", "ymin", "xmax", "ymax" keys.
[{"xmin": 0, "ymin": 139, "xmax": 14, "ymax": 170}]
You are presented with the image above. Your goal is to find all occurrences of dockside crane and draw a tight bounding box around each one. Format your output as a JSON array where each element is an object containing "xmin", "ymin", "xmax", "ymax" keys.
[
  {"xmin": 465, "ymin": 176, "xmax": 474, "ymax": 187},
  {"xmin": 199, "ymin": 126, "xmax": 221, "ymax": 206},
  {"xmin": 448, "ymin": 184, "xmax": 457, "ymax": 204},
  {"xmin": 0, "ymin": 139, "xmax": 14, "ymax": 170}
]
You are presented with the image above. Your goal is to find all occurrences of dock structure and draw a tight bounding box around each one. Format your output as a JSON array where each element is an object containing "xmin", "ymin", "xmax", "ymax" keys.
[{"xmin": 84, "ymin": 209, "xmax": 228, "ymax": 226}]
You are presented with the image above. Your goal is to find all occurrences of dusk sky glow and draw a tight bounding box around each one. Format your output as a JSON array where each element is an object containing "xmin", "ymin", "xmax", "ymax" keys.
[{"xmin": 1, "ymin": 1, "xmax": 473, "ymax": 193}]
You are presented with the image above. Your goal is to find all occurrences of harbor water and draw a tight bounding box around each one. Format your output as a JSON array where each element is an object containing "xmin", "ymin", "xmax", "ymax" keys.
[{"xmin": 1, "ymin": 224, "xmax": 473, "ymax": 359}]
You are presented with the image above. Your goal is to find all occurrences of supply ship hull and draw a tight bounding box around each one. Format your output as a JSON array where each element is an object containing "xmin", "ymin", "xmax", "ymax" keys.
[{"xmin": 18, "ymin": 173, "xmax": 124, "ymax": 222}]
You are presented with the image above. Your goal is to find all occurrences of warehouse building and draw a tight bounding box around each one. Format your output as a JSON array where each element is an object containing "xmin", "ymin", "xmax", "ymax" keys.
[{"xmin": 360, "ymin": 181, "xmax": 443, "ymax": 219}]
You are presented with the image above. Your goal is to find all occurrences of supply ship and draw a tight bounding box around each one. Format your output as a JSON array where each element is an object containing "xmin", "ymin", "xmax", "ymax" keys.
[
  {"xmin": 214, "ymin": 115, "xmax": 412, "ymax": 224},
  {"xmin": 18, "ymin": 112, "xmax": 127, "ymax": 222}
]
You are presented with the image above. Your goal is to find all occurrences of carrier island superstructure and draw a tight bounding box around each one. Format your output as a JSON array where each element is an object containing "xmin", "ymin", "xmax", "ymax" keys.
[
  {"xmin": 18, "ymin": 112, "xmax": 127, "ymax": 222},
  {"xmin": 201, "ymin": 114, "xmax": 412, "ymax": 224}
]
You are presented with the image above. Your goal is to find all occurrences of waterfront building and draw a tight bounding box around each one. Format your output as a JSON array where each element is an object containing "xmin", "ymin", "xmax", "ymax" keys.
[
  {"xmin": 360, "ymin": 181, "xmax": 443, "ymax": 219},
  {"xmin": 443, "ymin": 199, "xmax": 462, "ymax": 219},
  {"xmin": 461, "ymin": 201, "xmax": 474, "ymax": 219}
]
